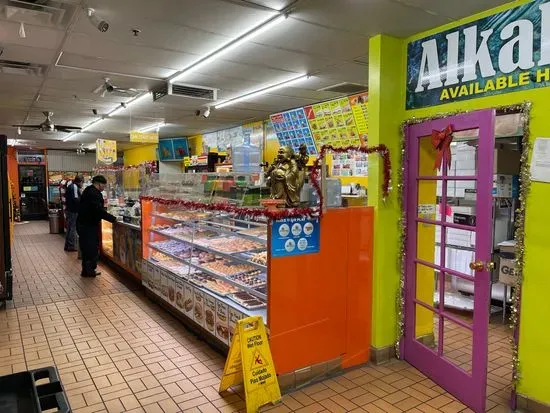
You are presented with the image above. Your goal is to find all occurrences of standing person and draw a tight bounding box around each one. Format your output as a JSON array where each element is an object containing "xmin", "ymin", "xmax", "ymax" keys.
[
  {"xmin": 77, "ymin": 175, "xmax": 116, "ymax": 277},
  {"xmin": 64, "ymin": 175, "xmax": 83, "ymax": 252}
]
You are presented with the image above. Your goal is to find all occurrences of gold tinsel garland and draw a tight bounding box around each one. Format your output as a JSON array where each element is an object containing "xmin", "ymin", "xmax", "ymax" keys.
[{"xmin": 395, "ymin": 103, "xmax": 531, "ymax": 390}]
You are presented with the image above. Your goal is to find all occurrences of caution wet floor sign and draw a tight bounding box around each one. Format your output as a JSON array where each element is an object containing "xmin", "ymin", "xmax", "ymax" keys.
[{"xmin": 219, "ymin": 316, "xmax": 281, "ymax": 412}]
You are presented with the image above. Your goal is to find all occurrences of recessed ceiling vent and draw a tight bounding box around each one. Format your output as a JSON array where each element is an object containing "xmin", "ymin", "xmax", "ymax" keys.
[
  {"xmin": 319, "ymin": 82, "xmax": 367, "ymax": 94},
  {"xmin": 3, "ymin": 0, "xmax": 69, "ymax": 27},
  {"xmin": 153, "ymin": 82, "xmax": 218, "ymax": 105},
  {"xmin": 0, "ymin": 59, "xmax": 46, "ymax": 76}
]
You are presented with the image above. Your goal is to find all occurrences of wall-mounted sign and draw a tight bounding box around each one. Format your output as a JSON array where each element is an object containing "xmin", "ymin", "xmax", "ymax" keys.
[
  {"xmin": 130, "ymin": 131, "xmax": 159, "ymax": 143},
  {"xmin": 270, "ymin": 108, "xmax": 318, "ymax": 155},
  {"xmin": 407, "ymin": 1, "xmax": 550, "ymax": 109},
  {"xmin": 271, "ymin": 217, "xmax": 320, "ymax": 258},
  {"xmin": 96, "ymin": 139, "xmax": 117, "ymax": 165}
]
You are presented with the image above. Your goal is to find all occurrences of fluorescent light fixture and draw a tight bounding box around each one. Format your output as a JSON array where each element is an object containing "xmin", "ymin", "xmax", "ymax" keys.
[
  {"xmin": 62, "ymin": 132, "xmax": 77, "ymax": 142},
  {"xmin": 107, "ymin": 92, "xmax": 151, "ymax": 117},
  {"xmin": 139, "ymin": 122, "xmax": 165, "ymax": 133},
  {"xmin": 214, "ymin": 73, "xmax": 309, "ymax": 109},
  {"xmin": 7, "ymin": 139, "xmax": 17, "ymax": 146},
  {"xmin": 169, "ymin": 14, "xmax": 288, "ymax": 84},
  {"xmin": 87, "ymin": 144, "xmax": 97, "ymax": 150}
]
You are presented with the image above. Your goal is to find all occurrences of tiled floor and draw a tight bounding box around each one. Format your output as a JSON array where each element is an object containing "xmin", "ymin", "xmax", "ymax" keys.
[{"xmin": 0, "ymin": 221, "xmax": 513, "ymax": 412}]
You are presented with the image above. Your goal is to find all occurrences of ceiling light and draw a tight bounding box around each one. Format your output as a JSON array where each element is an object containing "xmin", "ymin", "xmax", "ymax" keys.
[
  {"xmin": 169, "ymin": 13, "xmax": 288, "ymax": 84},
  {"xmin": 139, "ymin": 122, "xmax": 165, "ymax": 133},
  {"xmin": 17, "ymin": 127, "xmax": 21, "ymax": 135},
  {"xmin": 18, "ymin": 22, "xmax": 26, "ymax": 39},
  {"xmin": 107, "ymin": 93, "xmax": 151, "ymax": 117},
  {"xmin": 62, "ymin": 132, "xmax": 77, "ymax": 142},
  {"xmin": 87, "ymin": 143, "xmax": 97, "ymax": 150},
  {"xmin": 214, "ymin": 73, "xmax": 309, "ymax": 109},
  {"xmin": 203, "ymin": 107, "xmax": 211, "ymax": 118},
  {"xmin": 7, "ymin": 139, "xmax": 17, "ymax": 146}
]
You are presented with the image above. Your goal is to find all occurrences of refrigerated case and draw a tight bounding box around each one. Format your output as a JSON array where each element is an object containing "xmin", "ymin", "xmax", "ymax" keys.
[
  {"xmin": 0, "ymin": 136, "xmax": 13, "ymax": 301},
  {"xmin": 19, "ymin": 164, "xmax": 48, "ymax": 220}
]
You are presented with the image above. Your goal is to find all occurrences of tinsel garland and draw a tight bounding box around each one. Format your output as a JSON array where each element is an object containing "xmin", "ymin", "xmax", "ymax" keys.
[
  {"xmin": 395, "ymin": 103, "xmax": 531, "ymax": 390},
  {"xmin": 140, "ymin": 196, "xmax": 320, "ymax": 220},
  {"xmin": 140, "ymin": 145, "xmax": 392, "ymax": 221}
]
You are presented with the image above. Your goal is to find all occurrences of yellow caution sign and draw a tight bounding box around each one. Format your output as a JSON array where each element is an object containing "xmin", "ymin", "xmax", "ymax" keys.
[{"xmin": 219, "ymin": 316, "xmax": 281, "ymax": 412}]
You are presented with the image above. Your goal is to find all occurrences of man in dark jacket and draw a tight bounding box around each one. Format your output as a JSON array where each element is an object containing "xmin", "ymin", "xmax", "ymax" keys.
[
  {"xmin": 64, "ymin": 175, "xmax": 83, "ymax": 252},
  {"xmin": 77, "ymin": 175, "xmax": 117, "ymax": 277}
]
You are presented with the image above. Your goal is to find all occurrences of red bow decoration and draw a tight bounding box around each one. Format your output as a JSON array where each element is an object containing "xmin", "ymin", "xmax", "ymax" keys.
[{"xmin": 431, "ymin": 125, "xmax": 454, "ymax": 171}]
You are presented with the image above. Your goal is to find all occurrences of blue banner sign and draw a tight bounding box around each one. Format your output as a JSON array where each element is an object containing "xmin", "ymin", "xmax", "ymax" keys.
[
  {"xmin": 407, "ymin": 0, "xmax": 550, "ymax": 109},
  {"xmin": 271, "ymin": 217, "xmax": 320, "ymax": 258}
]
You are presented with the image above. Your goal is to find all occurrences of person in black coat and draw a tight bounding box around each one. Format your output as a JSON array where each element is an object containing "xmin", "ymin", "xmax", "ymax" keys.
[
  {"xmin": 64, "ymin": 175, "xmax": 83, "ymax": 252},
  {"xmin": 77, "ymin": 175, "xmax": 117, "ymax": 277}
]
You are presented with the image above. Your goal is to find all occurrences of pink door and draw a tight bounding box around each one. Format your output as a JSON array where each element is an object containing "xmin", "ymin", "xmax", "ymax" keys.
[{"xmin": 403, "ymin": 110, "xmax": 496, "ymax": 413}]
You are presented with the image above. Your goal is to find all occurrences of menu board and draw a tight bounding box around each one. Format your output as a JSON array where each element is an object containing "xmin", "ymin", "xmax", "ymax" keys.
[
  {"xmin": 270, "ymin": 108, "xmax": 318, "ymax": 155},
  {"xmin": 271, "ymin": 217, "xmax": 320, "ymax": 258},
  {"xmin": 349, "ymin": 92, "xmax": 369, "ymax": 142}
]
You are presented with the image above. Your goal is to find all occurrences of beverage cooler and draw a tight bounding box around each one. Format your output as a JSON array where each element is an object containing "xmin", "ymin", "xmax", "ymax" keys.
[
  {"xmin": 0, "ymin": 136, "xmax": 13, "ymax": 301},
  {"xmin": 19, "ymin": 164, "xmax": 48, "ymax": 220}
]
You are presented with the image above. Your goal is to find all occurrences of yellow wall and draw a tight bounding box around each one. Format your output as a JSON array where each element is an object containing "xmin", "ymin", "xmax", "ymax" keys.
[
  {"xmin": 369, "ymin": 0, "xmax": 550, "ymax": 404},
  {"xmin": 123, "ymin": 144, "xmax": 158, "ymax": 166},
  {"xmin": 188, "ymin": 135, "xmax": 203, "ymax": 156}
]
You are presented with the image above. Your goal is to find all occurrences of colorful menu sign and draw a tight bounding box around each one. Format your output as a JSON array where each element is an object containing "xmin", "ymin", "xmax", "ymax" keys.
[
  {"xmin": 96, "ymin": 139, "xmax": 117, "ymax": 165},
  {"xmin": 407, "ymin": 1, "xmax": 550, "ymax": 109},
  {"xmin": 304, "ymin": 93, "xmax": 368, "ymax": 149},
  {"xmin": 270, "ymin": 108, "xmax": 318, "ymax": 155},
  {"xmin": 349, "ymin": 92, "xmax": 369, "ymax": 138}
]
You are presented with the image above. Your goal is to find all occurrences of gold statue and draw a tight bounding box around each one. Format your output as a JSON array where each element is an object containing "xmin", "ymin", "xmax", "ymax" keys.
[{"xmin": 265, "ymin": 144, "xmax": 309, "ymax": 207}]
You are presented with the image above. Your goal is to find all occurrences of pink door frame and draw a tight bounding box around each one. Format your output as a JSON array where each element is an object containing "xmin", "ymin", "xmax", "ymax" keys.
[{"xmin": 403, "ymin": 110, "xmax": 496, "ymax": 413}]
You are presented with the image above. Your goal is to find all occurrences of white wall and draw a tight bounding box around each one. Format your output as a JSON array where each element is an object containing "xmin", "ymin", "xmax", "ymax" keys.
[{"xmin": 47, "ymin": 150, "xmax": 96, "ymax": 171}]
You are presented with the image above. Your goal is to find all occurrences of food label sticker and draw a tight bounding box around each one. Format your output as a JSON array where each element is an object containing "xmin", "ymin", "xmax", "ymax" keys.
[
  {"xmin": 216, "ymin": 301, "xmax": 230, "ymax": 345},
  {"xmin": 193, "ymin": 288, "xmax": 205, "ymax": 326},
  {"xmin": 417, "ymin": 204, "xmax": 437, "ymax": 216},
  {"xmin": 183, "ymin": 281, "xmax": 194, "ymax": 317},
  {"xmin": 204, "ymin": 294, "xmax": 216, "ymax": 334}
]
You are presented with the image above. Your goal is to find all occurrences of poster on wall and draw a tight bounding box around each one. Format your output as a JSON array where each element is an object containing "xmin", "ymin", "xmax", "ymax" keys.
[
  {"xmin": 158, "ymin": 139, "xmax": 175, "ymax": 161},
  {"xmin": 172, "ymin": 138, "xmax": 190, "ymax": 160},
  {"xmin": 243, "ymin": 121, "xmax": 264, "ymax": 148},
  {"xmin": 270, "ymin": 108, "xmax": 318, "ymax": 155},
  {"xmin": 407, "ymin": 1, "xmax": 550, "ymax": 109},
  {"xmin": 96, "ymin": 139, "xmax": 117, "ymax": 165},
  {"xmin": 349, "ymin": 92, "xmax": 368, "ymax": 144}
]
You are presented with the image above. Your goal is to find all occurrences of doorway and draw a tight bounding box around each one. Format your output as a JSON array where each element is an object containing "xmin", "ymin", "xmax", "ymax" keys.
[{"xmin": 402, "ymin": 108, "xmax": 523, "ymax": 413}]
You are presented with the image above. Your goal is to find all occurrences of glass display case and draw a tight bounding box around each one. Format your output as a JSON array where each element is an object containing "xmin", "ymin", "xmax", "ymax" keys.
[
  {"xmin": 142, "ymin": 173, "xmax": 269, "ymax": 344},
  {"xmin": 98, "ymin": 163, "xmax": 157, "ymax": 280}
]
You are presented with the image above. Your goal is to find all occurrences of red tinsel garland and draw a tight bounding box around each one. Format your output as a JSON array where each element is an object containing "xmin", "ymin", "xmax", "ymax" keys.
[{"xmin": 140, "ymin": 145, "xmax": 392, "ymax": 221}]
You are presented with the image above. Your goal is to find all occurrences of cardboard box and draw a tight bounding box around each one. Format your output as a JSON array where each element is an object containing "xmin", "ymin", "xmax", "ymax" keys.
[{"xmin": 494, "ymin": 149, "xmax": 521, "ymax": 175}]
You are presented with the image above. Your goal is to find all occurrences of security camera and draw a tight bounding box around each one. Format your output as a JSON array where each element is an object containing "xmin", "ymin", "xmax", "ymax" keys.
[
  {"xmin": 86, "ymin": 8, "xmax": 109, "ymax": 33},
  {"xmin": 92, "ymin": 109, "xmax": 98, "ymax": 115},
  {"xmin": 105, "ymin": 83, "xmax": 114, "ymax": 93},
  {"xmin": 203, "ymin": 107, "xmax": 211, "ymax": 118},
  {"xmin": 195, "ymin": 110, "xmax": 201, "ymax": 117}
]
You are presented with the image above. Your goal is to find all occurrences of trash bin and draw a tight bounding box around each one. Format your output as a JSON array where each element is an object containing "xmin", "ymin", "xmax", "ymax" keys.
[{"xmin": 48, "ymin": 209, "xmax": 62, "ymax": 234}]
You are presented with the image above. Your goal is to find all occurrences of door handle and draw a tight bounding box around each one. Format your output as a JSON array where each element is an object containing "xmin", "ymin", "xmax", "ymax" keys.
[{"xmin": 469, "ymin": 260, "xmax": 496, "ymax": 272}]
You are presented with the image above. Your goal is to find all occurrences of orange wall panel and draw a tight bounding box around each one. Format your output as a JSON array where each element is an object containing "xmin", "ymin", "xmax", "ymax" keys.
[{"xmin": 269, "ymin": 207, "xmax": 374, "ymax": 374}]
